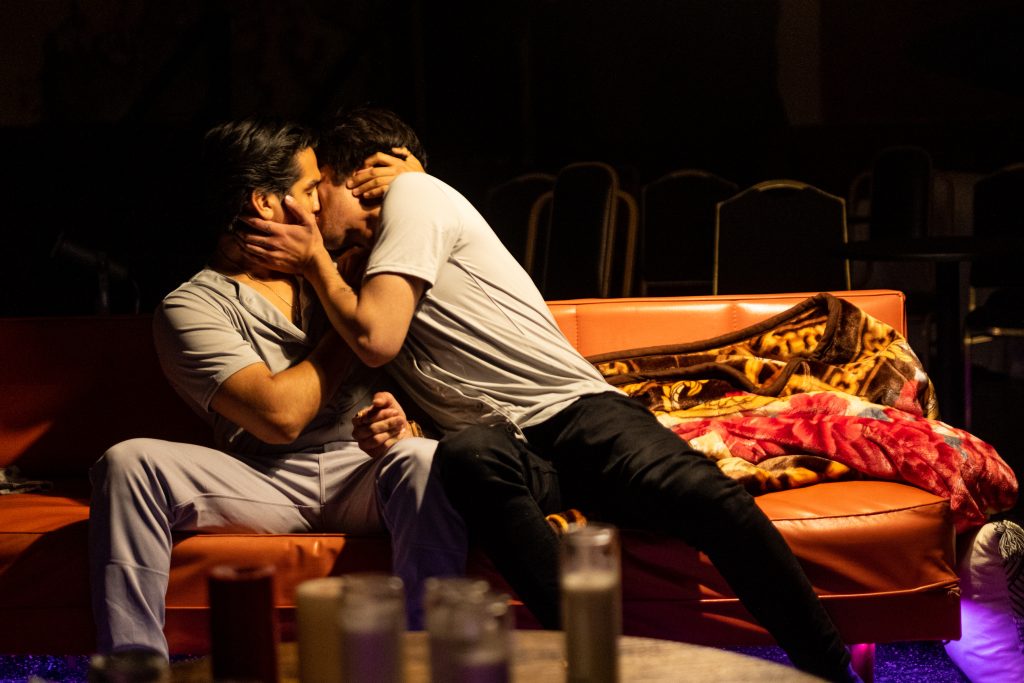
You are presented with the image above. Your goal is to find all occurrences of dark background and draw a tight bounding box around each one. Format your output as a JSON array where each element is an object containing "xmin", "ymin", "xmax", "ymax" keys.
[{"xmin": 2, "ymin": 0, "xmax": 1023, "ymax": 315}]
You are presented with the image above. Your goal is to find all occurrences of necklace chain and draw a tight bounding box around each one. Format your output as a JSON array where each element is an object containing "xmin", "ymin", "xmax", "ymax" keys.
[
  {"xmin": 218, "ymin": 252, "xmax": 296, "ymax": 311},
  {"xmin": 240, "ymin": 272, "xmax": 296, "ymax": 309}
]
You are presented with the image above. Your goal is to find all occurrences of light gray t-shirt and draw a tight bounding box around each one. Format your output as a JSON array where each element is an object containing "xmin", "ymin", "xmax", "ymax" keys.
[
  {"xmin": 153, "ymin": 268, "xmax": 378, "ymax": 455},
  {"xmin": 364, "ymin": 173, "xmax": 618, "ymax": 435}
]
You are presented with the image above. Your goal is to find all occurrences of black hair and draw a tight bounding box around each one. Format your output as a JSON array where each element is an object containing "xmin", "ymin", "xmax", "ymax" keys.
[
  {"xmin": 316, "ymin": 106, "xmax": 427, "ymax": 181},
  {"xmin": 200, "ymin": 119, "xmax": 317, "ymax": 235}
]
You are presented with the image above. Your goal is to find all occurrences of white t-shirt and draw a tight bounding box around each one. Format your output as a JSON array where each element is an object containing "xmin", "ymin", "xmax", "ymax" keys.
[{"xmin": 364, "ymin": 173, "xmax": 618, "ymax": 435}]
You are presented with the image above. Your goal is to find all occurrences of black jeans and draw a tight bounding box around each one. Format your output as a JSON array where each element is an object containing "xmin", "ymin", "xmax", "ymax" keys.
[{"xmin": 435, "ymin": 392, "xmax": 852, "ymax": 681}]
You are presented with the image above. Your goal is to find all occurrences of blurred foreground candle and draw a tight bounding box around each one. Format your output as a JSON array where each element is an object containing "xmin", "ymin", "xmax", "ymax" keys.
[
  {"xmin": 296, "ymin": 576, "xmax": 345, "ymax": 683},
  {"xmin": 425, "ymin": 577, "xmax": 511, "ymax": 683},
  {"xmin": 560, "ymin": 523, "xmax": 621, "ymax": 683},
  {"xmin": 208, "ymin": 564, "xmax": 279, "ymax": 683},
  {"xmin": 337, "ymin": 573, "xmax": 406, "ymax": 683}
]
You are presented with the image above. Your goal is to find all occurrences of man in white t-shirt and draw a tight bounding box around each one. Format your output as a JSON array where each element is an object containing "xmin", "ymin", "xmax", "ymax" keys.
[{"xmin": 241, "ymin": 108, "xmax": 861, "ymax": 682}]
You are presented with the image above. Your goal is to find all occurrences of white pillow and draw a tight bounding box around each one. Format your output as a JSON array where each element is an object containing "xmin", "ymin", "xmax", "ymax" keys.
[{"xmin": 944, "ymin": 519, "xmax": 1024, "ymax": 682}]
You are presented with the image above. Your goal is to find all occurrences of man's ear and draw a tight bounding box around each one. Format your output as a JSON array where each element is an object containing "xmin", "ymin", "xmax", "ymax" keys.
[{"xmin": 249, "ymin": 189, "xmax": 277, "ymax": 220}]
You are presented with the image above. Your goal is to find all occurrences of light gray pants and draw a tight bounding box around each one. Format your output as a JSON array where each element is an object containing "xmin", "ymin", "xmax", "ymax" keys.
[{"xmin": 88, "ymin": 436, "xmax": 466, "ymax": 656}]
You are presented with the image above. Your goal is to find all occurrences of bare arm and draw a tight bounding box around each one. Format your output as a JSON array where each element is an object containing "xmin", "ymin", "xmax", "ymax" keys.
[
  {"xmin": 210, "ymin": 331, "xmax": 353, "ymax": 444},
  {"xmin": 304, "ymin": 241, "xmax": 423, "ymax": 367},
  {"xmin": 242, "ymin": 199, "xmax": 424, "ymax": 367}
]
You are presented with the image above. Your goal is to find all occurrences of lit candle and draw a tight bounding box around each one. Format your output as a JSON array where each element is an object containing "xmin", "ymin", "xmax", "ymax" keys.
[
  {"xmin": 296, "ymin": 577, "xmax": 345, "ymax": 683},
  {"xmin": 425, "ymin": 577, "xmax": 511, "ymax": 683},
  {"xmin": 340, "ymin": 624, "xmax": 403, "ymax": 683},
  {"xmin": 208, "ymin": 564, "xmax": 279, "ymax": 683},
  {"xmin": 560, "ymin": 524, "xmax": 621, "ymax": 683},
  {"xmin": 336, "ymin": 573, "xmax": 406, "ymax": 683}
]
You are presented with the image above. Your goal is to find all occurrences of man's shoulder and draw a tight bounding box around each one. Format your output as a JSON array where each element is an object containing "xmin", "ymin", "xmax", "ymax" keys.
[
  {"xmin": 389, "ymin": 173, "xmax": 459, "ymax": 201},
  {"xmin": 392, "ymin": 171, "xmax": 445, "ymax": 189},
  {"xmin": 155, "ymin": 270, "xmax": 238, "ymax": 330},
  {"xmin": 386, "ymin": 174, "xmax": 477, "ymax": 232},
  {"xmin": 161, "ymin": 269, "xmax": 233, "ymax": 306}
]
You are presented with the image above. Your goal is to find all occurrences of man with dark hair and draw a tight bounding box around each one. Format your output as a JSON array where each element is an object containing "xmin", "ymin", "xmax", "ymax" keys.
[
  {"xmin": 88, "ymin": 118, "xmax": 462, "ymax": 658},
  {"xmin": 199, "ymin": 119, "xmax": 320, "ymax": 234},
  {"xmin": 317, "ymin": 107, "xmax": 428, "ymax": 191},
  {"xmin": 242, "ymin": 107, "xmax": 861, "ymax": 682}
]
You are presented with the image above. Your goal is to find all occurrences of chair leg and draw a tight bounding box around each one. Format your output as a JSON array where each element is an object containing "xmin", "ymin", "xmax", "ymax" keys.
[{"xmin": 850, "ymin": 643, "xmax": 875, "ymax": 683}]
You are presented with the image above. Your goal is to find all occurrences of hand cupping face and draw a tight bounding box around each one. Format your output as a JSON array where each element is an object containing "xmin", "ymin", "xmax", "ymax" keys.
[
  {"xmin": 346, "ymin": 147, "xmax": 425, "ymax": 200},
  {"xmin": 235, "ymin": 197, "xmax": 323, "ymax": 276}
]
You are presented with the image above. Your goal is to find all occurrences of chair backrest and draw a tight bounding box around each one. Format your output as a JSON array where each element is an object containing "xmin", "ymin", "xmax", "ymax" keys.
[
  {"xmin": 869, "ymin": 145, "xmax": 933, "ymax": 239},
  {"xmin": 639, "ymin": 170, "xmax": 738, "ymax": 295},
  {"xmin": 482, "ymin": 173, "xmax": 556, "ymax": 269},
  {"xmin": 714, "ymin": 179, "xmax": 850, "ymax": 295},
  {"xmin": 535, "ymin": 161, "xmax": 625, "ymax": 299},
  {"xmin": 971, "ymin": 163, "xmax": 1024, "ymax": 288}
]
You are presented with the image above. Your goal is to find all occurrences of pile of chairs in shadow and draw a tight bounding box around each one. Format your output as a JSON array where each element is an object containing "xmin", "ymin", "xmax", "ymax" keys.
[
  {"xmin": 483, "ymin": 162, "xmax": 637, "ymax": 300},
  {"xmin": 483, "ymin": 151, "xmax": 1021, "ymax": 322},
  {"xmin": 483, "ymin": 151, "xmax": 1023, "ymax": 430},
  {"xmin": 482, "ymin": 163, "xmax": 852, "ymax": 300}
]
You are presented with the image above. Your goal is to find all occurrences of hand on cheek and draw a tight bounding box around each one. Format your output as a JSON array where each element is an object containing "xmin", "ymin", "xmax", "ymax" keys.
[
  {"xmin": 237, "ymin": 195, "xmax": 324, "ymax": 274},
  {"xmin": 347, "ymin": 147, "xmax": 424, "ymax": 199}
]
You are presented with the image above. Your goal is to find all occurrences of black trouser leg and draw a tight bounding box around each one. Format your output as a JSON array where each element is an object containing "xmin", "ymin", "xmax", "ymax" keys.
[
  {"xmin": 527, "ymin": 393, "xmax": 853, "ymax": 682},
  {"xmin": 434, "ymin": 424, "xmax": 563, "ymax": 628}
]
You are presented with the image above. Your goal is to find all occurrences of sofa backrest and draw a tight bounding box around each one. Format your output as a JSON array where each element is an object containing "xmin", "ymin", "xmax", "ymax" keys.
[
  {"xmin": 547, "ymin": 289, "xmax": 905, "ymax": 357},
  {"xmin": 0, "ymin": 289, "xmax": 905, "ymax": 478},
  {"xmin": 0, "ymin": 316, "xmax": 211, "ymax": 478}
]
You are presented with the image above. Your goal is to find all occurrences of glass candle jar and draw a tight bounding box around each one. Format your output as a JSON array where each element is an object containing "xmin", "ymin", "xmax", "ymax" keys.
[
  {"xmin": 559, "ymin": 523, "xmax": 621, "ymax": 683},
  {"xmin": 336, "ymin": 573, "xmax": 406, "ymax": 683},
  {"xmin": 425, "ymin": 577, "xmax": 511, "ymax": 683},
  {"xmin": 207, "ymin": 564, "xmax": 279, "ymax": 683},
  {"xmin": 296, "ymin": 576, "xmax": 345, "ymax": 683}
]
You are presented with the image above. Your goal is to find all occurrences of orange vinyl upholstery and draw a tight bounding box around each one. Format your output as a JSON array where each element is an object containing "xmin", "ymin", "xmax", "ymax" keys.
[
  {"xmin": 0, "ymin": 290, "xmax": 958, "ymax": 654},
  {"xmin": 545, "ymin": 289, "xmax": 906, "ymax": 356}
]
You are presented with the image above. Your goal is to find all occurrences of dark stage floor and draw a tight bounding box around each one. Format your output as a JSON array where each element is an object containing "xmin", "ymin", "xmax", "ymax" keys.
[{"xmin": 0, "ymin": 640, "xmax": 972, "ymax": 682}]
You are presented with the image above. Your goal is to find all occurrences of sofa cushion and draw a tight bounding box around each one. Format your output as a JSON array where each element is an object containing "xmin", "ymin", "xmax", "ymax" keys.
[{"xmin": 615, "ymin": 480, "xmax": 959, "ymax": 645}]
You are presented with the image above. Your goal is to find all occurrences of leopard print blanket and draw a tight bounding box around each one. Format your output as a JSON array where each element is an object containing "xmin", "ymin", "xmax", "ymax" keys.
[{"xmin": 588, "ymin": 293, "xmax": 1018, "ymax": 531}]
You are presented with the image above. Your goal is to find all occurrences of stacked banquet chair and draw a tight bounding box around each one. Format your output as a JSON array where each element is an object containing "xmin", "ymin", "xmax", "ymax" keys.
[
  {"xmin": 481, "ymin": 173, "xmax": 556, "ymax": 268},
  {"xmin": 526, "ymin": 161, "xmax": 638, "ymax": 299},
  {"xmin": 637, "ymin": 170, "xmax": 738, "ymax": 296},
  {"xmin": 713, "ymin": 179, "xmax": 850, "ymax": 295}
]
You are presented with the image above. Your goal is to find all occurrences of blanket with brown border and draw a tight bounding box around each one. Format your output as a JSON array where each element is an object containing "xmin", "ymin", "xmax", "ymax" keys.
[{"xmin": 588, "ymin": 293, "xmax": 1017, "ymax": 531}]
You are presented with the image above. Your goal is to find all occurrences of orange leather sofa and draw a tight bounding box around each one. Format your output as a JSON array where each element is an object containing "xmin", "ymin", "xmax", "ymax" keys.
[{"xmin": 0, "ymin": 289, "xmax": 959, "ymax": 659}]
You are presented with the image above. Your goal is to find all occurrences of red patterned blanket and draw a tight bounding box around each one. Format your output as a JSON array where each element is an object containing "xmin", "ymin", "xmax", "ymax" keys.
[{"xmin": 589, "ymin": 293, "xmax": 1018, "ymax": 531}]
